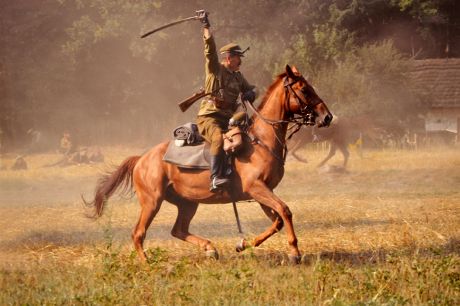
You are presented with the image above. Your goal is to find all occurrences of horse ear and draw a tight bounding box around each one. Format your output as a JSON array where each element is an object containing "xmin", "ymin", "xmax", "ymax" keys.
[
  {"xmin": 286, "ymin": 65, "xmax": 296, "ymax": 78},
  {"xmin": 286, "ymin": 65, "xmax": 302, "ymax": 78}
]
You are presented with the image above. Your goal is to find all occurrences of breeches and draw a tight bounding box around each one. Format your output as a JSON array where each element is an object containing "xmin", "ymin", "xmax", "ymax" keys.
[{"xmin": 196, "ymin": 115, "xmax": 227, "ymax": 155}]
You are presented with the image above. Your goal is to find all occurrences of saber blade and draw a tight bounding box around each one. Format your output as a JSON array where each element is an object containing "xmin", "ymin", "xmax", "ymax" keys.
[{"xmin": 141, "ymin": 16, "xmax": 198, "ymax": 38}]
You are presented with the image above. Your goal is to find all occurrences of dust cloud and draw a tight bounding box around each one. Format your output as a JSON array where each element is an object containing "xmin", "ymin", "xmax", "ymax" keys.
[
  {"xmin": 1, "ymin": 1, "xmax": 304, "ymax": 152},
  {"xmin": 2, "ymin": 1, "xmax": 443, "ymax": 153}
]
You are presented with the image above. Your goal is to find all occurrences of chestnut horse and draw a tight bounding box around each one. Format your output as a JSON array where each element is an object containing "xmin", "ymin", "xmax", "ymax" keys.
[
  {"xmin": 86, "ymin": 65, "xmax": 332, "ymax": 263},
  {"xmin": 288, "ymin": 116, "xmax": 382, "ymax": 167},
  {"xmin": 288, "ymin": 118, "xmax": 359, "ymax": 167}
]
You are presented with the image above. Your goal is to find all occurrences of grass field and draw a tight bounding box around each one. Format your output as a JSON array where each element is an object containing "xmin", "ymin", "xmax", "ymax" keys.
[{"xmin": 1, "ymin": 146, "xmax": 459, "ymax": 305}]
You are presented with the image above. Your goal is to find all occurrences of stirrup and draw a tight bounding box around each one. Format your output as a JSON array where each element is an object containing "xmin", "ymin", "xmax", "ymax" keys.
[{"xmin": 210, "ymin": 176, "xmax": 230, "ymax": 191}]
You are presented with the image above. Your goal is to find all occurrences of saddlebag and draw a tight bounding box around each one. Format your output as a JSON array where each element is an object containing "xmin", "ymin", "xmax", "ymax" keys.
[{"xmin": 223, "ymin": 126, "xmax": 244, "ymax": 153}]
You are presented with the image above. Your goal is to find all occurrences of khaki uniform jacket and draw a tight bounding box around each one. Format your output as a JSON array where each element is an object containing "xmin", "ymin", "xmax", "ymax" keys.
[{"xmin": 197, "ymin": 35, "xmax": 255, "ymax": 119}]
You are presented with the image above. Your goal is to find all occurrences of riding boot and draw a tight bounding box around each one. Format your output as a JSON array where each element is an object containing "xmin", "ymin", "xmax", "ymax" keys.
[{"xmin": 209, "ymin": 153, "xmax": 229, "ymax": 191}]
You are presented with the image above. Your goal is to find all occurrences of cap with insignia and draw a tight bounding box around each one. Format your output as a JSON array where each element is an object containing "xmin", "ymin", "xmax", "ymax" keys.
[{"xmin": 219, "ymin": 43, "xmax": 249, "ymax": 57}]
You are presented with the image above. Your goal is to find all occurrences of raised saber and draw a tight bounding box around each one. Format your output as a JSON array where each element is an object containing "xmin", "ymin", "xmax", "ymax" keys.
[
  {"xmin": 141, "ymin": 10, "xmax": 208, "ymax": 39},
  {"xmin": 141, "ymin": 16, "xmax": 197, "ymax": 38}
]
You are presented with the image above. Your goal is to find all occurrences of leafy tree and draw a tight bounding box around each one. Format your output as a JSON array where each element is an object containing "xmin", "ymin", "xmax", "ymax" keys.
[
  {"xmin": 0, "ymin": 0, "xmax": 77, "ymax": 148},
  {"xmin": 330, "ymin": 0, "xmax": 460, "ymax": 58},
  {"xmin": 315, "ymin": 40, "xmax": 419, "ymax": 125},
  {"xmin": 1, "ymin": 0, "xmax": 458, "ymax": 150}
]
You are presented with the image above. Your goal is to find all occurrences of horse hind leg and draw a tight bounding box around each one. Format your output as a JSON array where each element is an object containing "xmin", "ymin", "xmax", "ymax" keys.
[
  {"xmin": 132, "ymin": 186, "xmax": 164, "ymax": 262},
  {"xmin": 340, "ymin": 144, "xmax": 350, "ymax": 168},
  {"xmin": 168, "ymin": 192, "xmax": 218, "ymax": 258}
]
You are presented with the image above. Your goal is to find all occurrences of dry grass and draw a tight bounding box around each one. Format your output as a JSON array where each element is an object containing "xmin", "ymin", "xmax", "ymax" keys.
[{"xmin": 0, "ymin": 146, "xmax": 459, "ymax": 304}]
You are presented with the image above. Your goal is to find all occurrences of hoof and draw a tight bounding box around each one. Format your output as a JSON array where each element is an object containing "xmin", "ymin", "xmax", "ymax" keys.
[
  {"xmin": 205, "ymin": 249, "xmax": 219, "ymax": 260},
  {"xmin": 235, "ymin": 238, "xmax": 247, "ymax": 253},
  {"xmin": 288, "ymin": 254, "xmax": 302, "ymax": 265}
]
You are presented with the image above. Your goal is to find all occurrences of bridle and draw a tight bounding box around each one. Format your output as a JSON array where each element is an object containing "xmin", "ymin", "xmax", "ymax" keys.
[
  {"xmin": 242, "ymin": 75, "xmax": 323, "ymax": 164},
  {"xmin": 283, "ymin": 75, "xmax": 323, "ymax": 133}
]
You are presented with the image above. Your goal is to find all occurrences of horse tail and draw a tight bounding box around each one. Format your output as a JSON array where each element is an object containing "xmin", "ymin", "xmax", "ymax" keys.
[{"xmin": 84, "ymin": 155, "xmax": 141, "ymax": 218}]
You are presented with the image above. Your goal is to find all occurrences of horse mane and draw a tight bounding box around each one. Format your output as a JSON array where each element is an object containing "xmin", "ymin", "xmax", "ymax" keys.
[{"xmin": 256, "ymin": 72, "xmax": 287, "ymax": 111}]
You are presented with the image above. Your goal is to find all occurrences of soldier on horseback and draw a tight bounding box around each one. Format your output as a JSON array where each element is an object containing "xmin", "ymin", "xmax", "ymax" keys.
[
  {"xmin": 195, "ymin": 11, "xmax": 257, "ymax": 191},
  {"xmin": 88, "ymin": 10, "xmax": 333, "ymax": 263}
]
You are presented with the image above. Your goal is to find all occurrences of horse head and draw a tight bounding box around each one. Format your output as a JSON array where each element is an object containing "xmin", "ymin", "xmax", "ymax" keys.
[{"xmin": 284, "ymin": 65, "xmax": 333, "ymax": 128}]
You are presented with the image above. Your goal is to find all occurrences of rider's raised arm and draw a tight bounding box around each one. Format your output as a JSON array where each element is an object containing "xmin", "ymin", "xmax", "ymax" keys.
[{"xmin": 203, "ymin": 27, "xmax": 219, "ymax": 76}]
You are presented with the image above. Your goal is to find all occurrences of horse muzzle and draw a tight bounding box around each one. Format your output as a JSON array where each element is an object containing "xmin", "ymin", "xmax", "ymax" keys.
[
  {"xmin": 314, "ymin": 102, "xmax": 333, "ymax": 128},
  {"xmin": 322, "ymin": 113, "xmax": 333, "ymax": 127},
  {"xmin": 315, "ymin": 113, "xmax": 332, "ymax": 128}
]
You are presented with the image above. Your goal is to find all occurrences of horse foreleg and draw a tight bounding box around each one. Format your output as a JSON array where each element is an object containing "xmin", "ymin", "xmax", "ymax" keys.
[
  {"xmin": 247, "ymin": 180, "xmax": 301, "ymax": 261},
  {"xmin": 237, "ymin": 204, "xmax": 284, "ymax": 252},
  {"xmin": 289, "ymin": 139, "xmax": 308, "ymax": 163},
  {"xmin": 168, "ymin": 195, "xmax": 218, "ymax": 257},
  {"xmin": 132, "ymin": 189, "xmax": 164, "ymax": 262},
  {"xmin": 317, "ymin": 142, "xmax": 336, "ymax": 167},
  {"xmin": 291, "ymin": 151, "xmax": 308, "ymax": 163}
]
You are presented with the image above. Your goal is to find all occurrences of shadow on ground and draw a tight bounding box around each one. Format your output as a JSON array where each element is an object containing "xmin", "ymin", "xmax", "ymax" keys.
[
  {"xmin": 1, "ymin": 217, "xmax": 395, "ymax": 252},
  {"xmin": 235, "ymin": 238, "xmax": 460, "ymax": 267}
]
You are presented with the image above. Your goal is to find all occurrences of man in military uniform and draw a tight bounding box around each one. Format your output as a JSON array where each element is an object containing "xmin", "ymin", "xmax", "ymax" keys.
[{"xmin": 196, "ymin": 12, "xmax": 257, "ymax": 191}]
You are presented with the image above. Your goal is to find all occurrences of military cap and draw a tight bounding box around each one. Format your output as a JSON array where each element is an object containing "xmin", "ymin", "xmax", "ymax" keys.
[{"xmin": 219, "ymin": 43, "xmax": 249, "ymax": 57}]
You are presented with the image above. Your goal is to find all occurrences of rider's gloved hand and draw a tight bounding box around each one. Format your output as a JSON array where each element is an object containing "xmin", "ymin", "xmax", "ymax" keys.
[
  {"xmin": 196, "ymin": 10, "xmax": 210, "ymax": 28},
  {"xmin": 242, "ymin": 90, "xmax": 256, "ymax": 103}
]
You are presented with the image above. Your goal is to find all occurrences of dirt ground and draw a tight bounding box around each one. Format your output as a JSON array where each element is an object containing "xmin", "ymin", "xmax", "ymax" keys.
[{"xmin": 0, "ymin": 146, "xmax": 459, "ymax": 267}]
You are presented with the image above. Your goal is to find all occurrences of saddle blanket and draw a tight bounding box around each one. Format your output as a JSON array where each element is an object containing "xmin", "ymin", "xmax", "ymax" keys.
[{"xmin": 163, "ymin": 141, "xmax": 210, "ymax": 169}]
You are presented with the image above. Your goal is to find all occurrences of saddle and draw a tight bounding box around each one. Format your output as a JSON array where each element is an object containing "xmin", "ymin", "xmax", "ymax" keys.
[{"xmin": 163, "ymin": 120, "xmax": 245, "ymax": 170}]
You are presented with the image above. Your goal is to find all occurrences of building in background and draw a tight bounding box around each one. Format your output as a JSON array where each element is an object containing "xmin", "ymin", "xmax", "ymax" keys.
[{"xmin": 410, "ymin": 58, "xmax": 460, "ymax": 145}]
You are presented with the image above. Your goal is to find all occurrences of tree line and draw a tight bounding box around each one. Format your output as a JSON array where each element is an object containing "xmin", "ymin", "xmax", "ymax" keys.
[{"xmin": 1, "ymin": 0, "xmax": 459, "ymax": 151}]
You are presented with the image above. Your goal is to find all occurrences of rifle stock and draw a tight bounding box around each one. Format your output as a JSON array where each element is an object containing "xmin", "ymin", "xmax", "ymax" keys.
[{"xmin": 178, "ymin": 89, "xmax": 210, "ymax": 112}]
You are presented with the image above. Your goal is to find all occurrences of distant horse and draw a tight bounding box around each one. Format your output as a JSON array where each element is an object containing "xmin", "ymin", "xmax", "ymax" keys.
[
  {"xmin": 288, "ymin": 117, "xmax": 362, "ymax": 168},
  {"xmin": 85, "ymin": 65, "xmax": 332, "ymax": 263}
]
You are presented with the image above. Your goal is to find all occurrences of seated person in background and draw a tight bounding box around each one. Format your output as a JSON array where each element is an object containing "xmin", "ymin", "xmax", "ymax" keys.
[
  {"xmin": 59, "ymin": 131, "xmax": 74, "ymax": 155},
  {"xmin": 69, "ymin": 147, "xmax": 89, "ymax": 164},
  {"xmin": 88, "ymin": 147, "xmax": 104, "ymax": 163},
  {"xmin": 11, "ymin": 155, "xmax": 28, "ymax": 170},
  {"xmin": 26, "ymin": 128, "xmax": 42, "ymax": 153}
]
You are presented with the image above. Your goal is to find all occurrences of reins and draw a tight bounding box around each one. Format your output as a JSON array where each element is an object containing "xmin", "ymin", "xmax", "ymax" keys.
[{"xmin": 242, "ymin": 99, "xmax": 288, "ymax": 164}]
